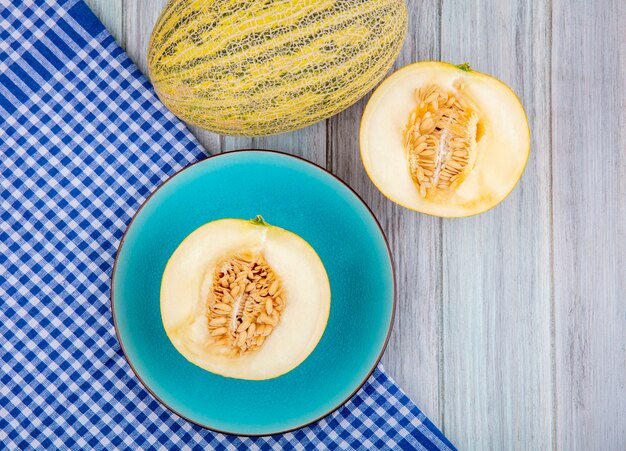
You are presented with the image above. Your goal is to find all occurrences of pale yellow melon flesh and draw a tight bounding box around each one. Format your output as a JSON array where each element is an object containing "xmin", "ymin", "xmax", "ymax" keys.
[
  {"xmin": 161, "ymin": 218, "xmax": 330, "ymax": 380},
  {"xmin": 360, "ymin": 62, "xmax": 530, "ymax": 217}
]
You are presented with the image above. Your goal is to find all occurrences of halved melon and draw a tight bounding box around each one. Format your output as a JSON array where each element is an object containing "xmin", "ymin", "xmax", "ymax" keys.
[
  {"xmin": 161, "ymin": 216, "xmax": 330, "ymax": 380},
  {"xmin": 360, "ymin": 62, "xmax": 530, "ymax": 217}
]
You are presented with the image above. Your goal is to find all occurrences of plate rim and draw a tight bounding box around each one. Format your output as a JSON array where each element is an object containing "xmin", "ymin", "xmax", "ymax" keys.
[{"xmin": 110, "ymin": 149, "xmax": 397, "ymax": 437}]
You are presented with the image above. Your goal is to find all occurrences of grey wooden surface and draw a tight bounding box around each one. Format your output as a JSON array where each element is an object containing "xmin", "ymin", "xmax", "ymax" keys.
[{"xmin": 85, "ymin": 1, "xmax": 626, "ymax": 449}]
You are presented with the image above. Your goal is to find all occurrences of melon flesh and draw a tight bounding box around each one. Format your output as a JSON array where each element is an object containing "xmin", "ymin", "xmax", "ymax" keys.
[
  {"xmin": 360, "ymin": 62, "xmax": 530, "ymax": 217},
  {"xmin": 161, "ymin": 218, "xmax": 330, "ymax": 380}
]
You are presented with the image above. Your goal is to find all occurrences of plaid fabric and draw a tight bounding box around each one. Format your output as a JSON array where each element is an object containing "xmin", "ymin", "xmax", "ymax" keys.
[{"xmin": 0, "ymin": 1, "xmax": 455, "ymax": 449}]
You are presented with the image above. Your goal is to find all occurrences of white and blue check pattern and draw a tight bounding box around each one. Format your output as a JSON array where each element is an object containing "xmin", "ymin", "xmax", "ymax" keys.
[{"xmin": 0, "ymin": 1, "xmax": 455, "ymax": 449}]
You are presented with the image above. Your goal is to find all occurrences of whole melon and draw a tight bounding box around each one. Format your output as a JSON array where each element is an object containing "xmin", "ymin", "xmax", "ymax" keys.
[{"xmin": 148, "ymin": 0, "xmax": 408, "ymax": 136}]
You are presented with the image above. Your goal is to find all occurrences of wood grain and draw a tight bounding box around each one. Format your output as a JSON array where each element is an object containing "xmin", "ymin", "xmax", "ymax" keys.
[
  {"xmin": 83, "ymin": 0, "xmax": 122, "ymax": 42},
  {"xmin": 551, "ymin": 0, "xmax": 626, "ymax": 449},
  {"xmin": 439, "ymin": 1, "xmax": 553, "ymax": 448},
  {"xmin": 328, "ymin": 0, "xmax": 444, "ymax": 425},
  {"xmin": 85, "ymin": 0, "xmax": 626, "ymax": 448}
]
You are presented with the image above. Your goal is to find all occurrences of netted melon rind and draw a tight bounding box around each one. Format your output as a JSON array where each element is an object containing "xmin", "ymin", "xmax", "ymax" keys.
[{"xmin": 148, "ymin": 0, "xmax": 408, "ymax": 136}]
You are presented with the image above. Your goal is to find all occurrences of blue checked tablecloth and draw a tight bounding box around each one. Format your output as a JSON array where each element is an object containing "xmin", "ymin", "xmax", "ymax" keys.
[{"xmin": 0, "ymin": 1, "xmax": 455, "ymax": 449}]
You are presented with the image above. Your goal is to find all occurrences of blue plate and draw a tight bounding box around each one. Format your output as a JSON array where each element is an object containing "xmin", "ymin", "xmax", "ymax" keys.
[{"xmin": 111, "ymin": 150, "xmax": 395, "ymax": 435}]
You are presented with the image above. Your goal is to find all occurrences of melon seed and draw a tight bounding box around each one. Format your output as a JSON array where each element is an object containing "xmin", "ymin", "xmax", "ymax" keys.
[
  {"xmin": 206, "ymin": 252, "xmax": 285, "ymax": 354},
  {"xmin": 403, "ymin": 84, "xmax": 479, "ymax": 197}
]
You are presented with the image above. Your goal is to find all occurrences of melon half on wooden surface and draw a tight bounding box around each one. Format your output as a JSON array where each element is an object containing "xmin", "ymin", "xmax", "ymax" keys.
[
  {"xmin": 161, "ymin": 217, "xmax": 330, "ymax": 380},
  {"xmin": 147, "ymin": 0, "xmax": 408, "ymax": 136},
  {"xmin": 360, "ymin": 62, "xmax": 530, "ymax": 218}
]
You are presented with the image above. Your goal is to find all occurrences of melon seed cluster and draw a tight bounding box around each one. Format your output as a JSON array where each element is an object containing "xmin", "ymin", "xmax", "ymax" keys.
[
  {"xmin": 403, "ymin": 84, "xmax": 479, "ymax": 197},
  {"xmin": 207, "ymin": 253, "xmax": 284, "ymax": 354}
]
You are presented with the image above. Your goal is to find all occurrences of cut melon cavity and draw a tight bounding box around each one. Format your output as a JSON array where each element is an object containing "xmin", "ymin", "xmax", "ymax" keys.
[
  {"xmin": 360, "ymin": 62, "xmax": 530, "ymax": 217},
  {"xmin": 161, "ymin": 216, "xmax": 330, "ymax": 380}
]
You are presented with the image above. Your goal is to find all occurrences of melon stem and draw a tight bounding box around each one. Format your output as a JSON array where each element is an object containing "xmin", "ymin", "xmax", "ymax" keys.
[{"xmin": 250, "ymin": 215, "xmax": 270, "ymax": 227}]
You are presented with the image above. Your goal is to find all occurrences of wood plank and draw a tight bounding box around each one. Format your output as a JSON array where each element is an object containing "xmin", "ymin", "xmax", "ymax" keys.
[
  {"xmin": 440, "ymin": 1, "xmax": 553, "ymax": 448},
  {"xmin": 83, "ymin": 0, "xmax": 123, "ymax": 44},
  {"xmin": 329, "ymin": 0, "xmax": 443, "ymax": 425},
  {"xmin": 217, "ymin": 122, "xmax": 328, "ymax": 162},
  {"xmin": 119, "ymin": 0, "xmax": 165, "ymax": 79},
  {"xmin": 78, "ymin": 2, "xmax": 626, "ymax": 448},
  {"xmin": 256, "ymin": 122, "xmax": 327, "ymax": 165},
  {"xmin": 552, "ymin": 1, "xmax": 626, "ymax": 449}
]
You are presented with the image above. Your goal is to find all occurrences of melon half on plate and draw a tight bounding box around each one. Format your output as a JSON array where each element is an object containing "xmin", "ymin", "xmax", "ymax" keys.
[
  {"xmin": 111, "ymin": 150, "xmax": 395, "ymax": 435},
  {"xmin": 160, "ymin": 216, "xmax": 331, "ymax": 380},
  {"xmin": 360, "ymin": 61, "xmax": 530, "ymax": 217}
]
